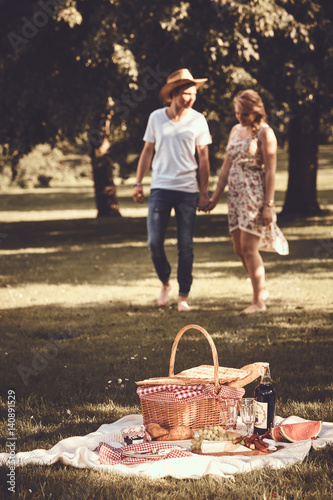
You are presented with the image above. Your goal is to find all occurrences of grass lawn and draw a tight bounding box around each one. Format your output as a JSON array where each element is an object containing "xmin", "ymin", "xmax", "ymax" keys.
[{"xmin": 0, "ymin": 146, "xmax": 332, "ymax": 499}]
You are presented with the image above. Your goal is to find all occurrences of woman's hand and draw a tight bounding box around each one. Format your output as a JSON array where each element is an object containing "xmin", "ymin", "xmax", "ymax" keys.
[
  {"xmin": 205, "ymin": 193, "xmax": 219, "ymax": 212},
  {"xmin": 206, "ymin": 154, "xmax": 231, "ymax": 212},
  {"xmin": 262, "ymin": 206, "xmax": 273, "ymax": 226}
]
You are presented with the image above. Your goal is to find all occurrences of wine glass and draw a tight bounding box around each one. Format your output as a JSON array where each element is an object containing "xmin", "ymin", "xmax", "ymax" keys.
[
  {"xmin": 222, "ymin": 399, "xmax": 238, "ymax": 430},
  {"xmin": 241, "ymin": 398, "xmax": 255, "ymax": 435}
]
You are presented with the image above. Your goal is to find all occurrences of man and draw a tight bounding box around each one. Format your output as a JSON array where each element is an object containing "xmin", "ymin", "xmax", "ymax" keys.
[{"xmin": 133, "ymin": 68, "xmax": 211, "ymax": 312}]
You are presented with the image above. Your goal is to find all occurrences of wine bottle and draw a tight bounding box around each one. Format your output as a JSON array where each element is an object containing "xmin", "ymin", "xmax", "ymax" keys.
[{"xmin": 254, "ymin": 362, "xmax": 275, "ymax": 436}]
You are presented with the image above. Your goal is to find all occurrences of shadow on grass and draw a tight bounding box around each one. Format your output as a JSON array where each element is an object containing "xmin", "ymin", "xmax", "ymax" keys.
[
  {"xmin": 0, "ymin": 186, "xmax": 96, "ymax": 212},
  {"xmin": 0, "ymin": 235, "xmax": 331, "ymax": 288},
  {"xmin": 0, "ymin": 216, "xmax": 148, "ymax": 250},
  {"xmin": 1, "ymin": 209, "xmax": 332, "ymax": 250},
  {"xmin": 1, "ymin": 300, "xmax": 332, "ymax": 407},
  {"xmin": 0, "ymin": 187, "xmax": 288, "ymax": 212}
]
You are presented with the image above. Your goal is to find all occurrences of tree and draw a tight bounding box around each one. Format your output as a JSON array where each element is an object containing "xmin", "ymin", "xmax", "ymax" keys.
[
  {"xmin": 1, "ymin": 0, "xmax": 331, "ymax": 217},
  {"xmin": 247, "ymin": 0, "xmax": 333, "ymax": 215},
  {"xmin": 279, "ymin": 0, "xmax": 333, "ymax": 215},
  {"xmin": 90, "ymin": 114, "xmax": 121, "ymax": 217}
]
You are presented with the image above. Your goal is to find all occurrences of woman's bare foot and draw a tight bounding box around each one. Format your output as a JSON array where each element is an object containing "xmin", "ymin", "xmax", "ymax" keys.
[
  {"xmin": 157, "ymin": 282, "xmax": 171, "ymax": 306},
  {"xmin": 240, "ymin": 303, "xmax": 267, "ymax": 315},
  {"xmin": 178, "ymin": 298, "xmax": 190, "ymax": 312}
]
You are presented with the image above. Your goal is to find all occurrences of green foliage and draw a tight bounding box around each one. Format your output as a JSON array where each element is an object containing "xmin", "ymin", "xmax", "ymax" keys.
[
  {"xmin": 1, "ymin": 1, "xmax": 332, "ymax": 176},
  {"xmin": 4, "ymin": 142, "xmax": 92, "ymax": 188}
]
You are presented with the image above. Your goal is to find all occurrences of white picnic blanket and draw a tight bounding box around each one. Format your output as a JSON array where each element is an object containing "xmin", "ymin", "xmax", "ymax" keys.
[{"xmin": 1, "ymin": 415, "xmax": 332, "ymax": 479}]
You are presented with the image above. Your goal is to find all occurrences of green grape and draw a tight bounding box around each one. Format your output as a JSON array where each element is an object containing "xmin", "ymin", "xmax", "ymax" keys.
[
  {"xmin": 191, "ymin": 437, "xmax": 202, "ymax": 452},
  {"xmin": 191, "ymin": 425, "xmax": 235, "ymax": 452}
]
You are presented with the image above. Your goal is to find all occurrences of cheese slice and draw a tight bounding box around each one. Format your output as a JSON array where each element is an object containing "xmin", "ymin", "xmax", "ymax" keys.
[{"xmin": 200, "ymin": 440, "xmax": 248, "ymax": 454}]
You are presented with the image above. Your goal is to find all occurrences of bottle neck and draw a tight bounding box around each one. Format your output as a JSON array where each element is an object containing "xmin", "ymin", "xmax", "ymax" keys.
[{"xmin": 261, "ymin": 365, "xmax": 272, "ymax": 384}]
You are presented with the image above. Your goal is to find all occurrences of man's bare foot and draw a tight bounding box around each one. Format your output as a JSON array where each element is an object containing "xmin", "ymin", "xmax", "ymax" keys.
[
  {"xmin": 178, "ymin": 300, "xmax": 190, "ymax": 312},
  {"xmin": 157, "ymin": 283, "xmax": 171, "ymax": 306},
  {"xmin": 178, "ymin": 295, "xmax": 190, "ymax": 312},
  {"xmin": 240, "ymin": 303, "xmax": 267, "ymax": 315}
]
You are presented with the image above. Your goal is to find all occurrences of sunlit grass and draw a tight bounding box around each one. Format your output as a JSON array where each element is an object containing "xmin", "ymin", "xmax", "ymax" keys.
[
  {"xmin": 1, "ymin": 146, "xmax": 332, "ymax": 221},
  {"xmin": 0, "ymin": 146, "xmax": 332, "ymax": 499}
]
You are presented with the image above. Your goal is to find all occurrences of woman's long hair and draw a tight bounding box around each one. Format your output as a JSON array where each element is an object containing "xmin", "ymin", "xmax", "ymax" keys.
[{"xmin": 234, "ymin": 90, "xmax": 267, "ymax": 138}]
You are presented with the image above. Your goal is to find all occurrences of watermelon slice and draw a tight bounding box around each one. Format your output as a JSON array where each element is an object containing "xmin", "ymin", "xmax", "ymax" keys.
[
  {"xmin": 270, "ymin": 426, "xmax": 284, "ymax": 442},
  {"xmin": 278, "ymin": 421, "xmax": 322, "ymax": 443}
]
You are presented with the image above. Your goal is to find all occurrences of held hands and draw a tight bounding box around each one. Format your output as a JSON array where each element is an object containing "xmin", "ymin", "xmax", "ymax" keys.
[
  {"xmin": 133, "ymin": 185, "xmax": 144, "ymax": 204},
  {"xmin": 198, "ymin": 198, "xmax": 218, "ymax": 213},
  {"xmin": 197, "ymin": 192, "xmax": 210, "ymax": 212},
  {"xmin": 202, "ymin": 191, "xmax": 220, "ymax": 212},
  {"xmin": 198, "ymin": 191, "xmax": 221, "ymax": 213},
  {"xmin": 204, "ymin": 179, "xmax": 226, "ymax": 212},
  {"xmin": 205, "ymin": 195, "xmax": 218, "ymax": 212}
]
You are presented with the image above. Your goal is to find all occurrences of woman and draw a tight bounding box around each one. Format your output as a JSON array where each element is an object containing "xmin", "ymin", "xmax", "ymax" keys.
[
  {"xmin": 133, "ymin": 69, "xmax": 211, "ymax": 312},
  {"xmin": 207, "ymin": 89, "xmax": 288, "ymax": 314}
]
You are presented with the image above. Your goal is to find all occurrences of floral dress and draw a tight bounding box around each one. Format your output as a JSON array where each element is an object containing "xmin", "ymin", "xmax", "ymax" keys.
[{"xmin": 226, "ymin": 124, "xmax": 289, "ymax": 255}]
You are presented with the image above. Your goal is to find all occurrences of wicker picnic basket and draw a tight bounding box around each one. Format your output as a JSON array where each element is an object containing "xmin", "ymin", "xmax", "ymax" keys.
[{"xmin": 136, "ymin": 324, "xmax": 258, "ymax": 430}]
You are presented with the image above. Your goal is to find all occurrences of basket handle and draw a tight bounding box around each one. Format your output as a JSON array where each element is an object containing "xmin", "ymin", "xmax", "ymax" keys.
[{"xmin": 168, "ymin": 324, "xmax": 220, "ymax": 393}]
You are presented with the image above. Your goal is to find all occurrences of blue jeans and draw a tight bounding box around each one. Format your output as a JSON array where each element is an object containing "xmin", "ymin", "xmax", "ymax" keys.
[{"xmin": 147, "ymin": 189, "xmax": 199, "ymax": 296}]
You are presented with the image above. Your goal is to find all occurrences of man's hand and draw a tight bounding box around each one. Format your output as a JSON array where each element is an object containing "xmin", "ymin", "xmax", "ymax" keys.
[
  {"xmin": 198, "ymin": 192, "xmax": 210, "ymax": 211},
  {"xmin": 133, "ymin": 185, "xmax": 144, "ymax": 203}
]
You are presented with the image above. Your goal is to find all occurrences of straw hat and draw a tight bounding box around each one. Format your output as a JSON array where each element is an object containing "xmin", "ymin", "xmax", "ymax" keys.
[{"xmin": 159, "ymin": 68, "xmax": 208, "ymax": 103}]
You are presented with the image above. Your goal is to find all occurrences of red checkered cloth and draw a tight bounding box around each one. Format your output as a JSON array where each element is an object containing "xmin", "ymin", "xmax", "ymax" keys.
[
  {"xmin": 137, "ymin": 384, "xmax": 244, "ymax": 403},
  {"xmin": 137, "ymin": 384, "xmax": 204, "ymax": 398},
  {"xmin": 96, "ymin": 441, "xmax": 193, "ymax": 466}
]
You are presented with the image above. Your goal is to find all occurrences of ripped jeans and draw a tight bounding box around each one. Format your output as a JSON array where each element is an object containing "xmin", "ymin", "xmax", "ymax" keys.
[{"xmin": 147, "ymin": 189, "xmax": 199, "ymax": 296}]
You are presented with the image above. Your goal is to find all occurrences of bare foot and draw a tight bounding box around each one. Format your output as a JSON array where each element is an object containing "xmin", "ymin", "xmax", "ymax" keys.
[
  {"xmin": 178, "ymin": 300, "xmax": 190, "ymax": 312},
  {"xmin": 157, "ymin": 283, "xmax": 171, "ymax": 306},
  {"xmin": 240, "ymin": 303, "xmax": 267, "ymax": 315}
]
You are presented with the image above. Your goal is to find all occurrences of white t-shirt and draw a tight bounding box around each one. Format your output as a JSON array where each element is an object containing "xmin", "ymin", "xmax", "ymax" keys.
[{"xmin": 143, "ymin": 107, "xmax": 212, "ymax": 192}]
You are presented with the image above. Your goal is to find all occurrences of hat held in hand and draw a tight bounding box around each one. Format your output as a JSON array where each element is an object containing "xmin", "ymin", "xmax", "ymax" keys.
[{"xmin": 159, "ymin": 68, "xmax": 207, "ymax": 103}]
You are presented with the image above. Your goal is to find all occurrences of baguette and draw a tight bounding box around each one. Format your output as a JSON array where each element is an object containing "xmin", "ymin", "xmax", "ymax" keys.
[{"xmin": 226, "ymin": 362, "xmax": 263, "ymax": 388}]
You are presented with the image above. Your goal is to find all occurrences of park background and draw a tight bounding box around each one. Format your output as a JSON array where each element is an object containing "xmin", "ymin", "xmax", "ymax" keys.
[{"xmin": 0, "ymin": 1, "xmax": 332, "ymax": 498}]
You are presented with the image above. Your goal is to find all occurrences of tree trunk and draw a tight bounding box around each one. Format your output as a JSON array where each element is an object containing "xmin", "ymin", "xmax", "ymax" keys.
[
  {"xmin": 92, "ymin": 155, "xmax": 121, "ymax": 217},
  {"xmin": 90, "ymin": 115, "xmax": 121, "ymax": 218},
  {"xmin": 282, "ymin": 108, "xmax": 322, "ymax": 216},
  {"xmin": 10, "ymin": 153, "xmax": 20, "ymax": 181}
]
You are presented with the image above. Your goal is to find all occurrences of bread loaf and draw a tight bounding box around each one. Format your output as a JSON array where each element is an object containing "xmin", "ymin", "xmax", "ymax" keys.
[{"xmin": 145, "ymin": 423, "xmax": 168, "ymax": 439}]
